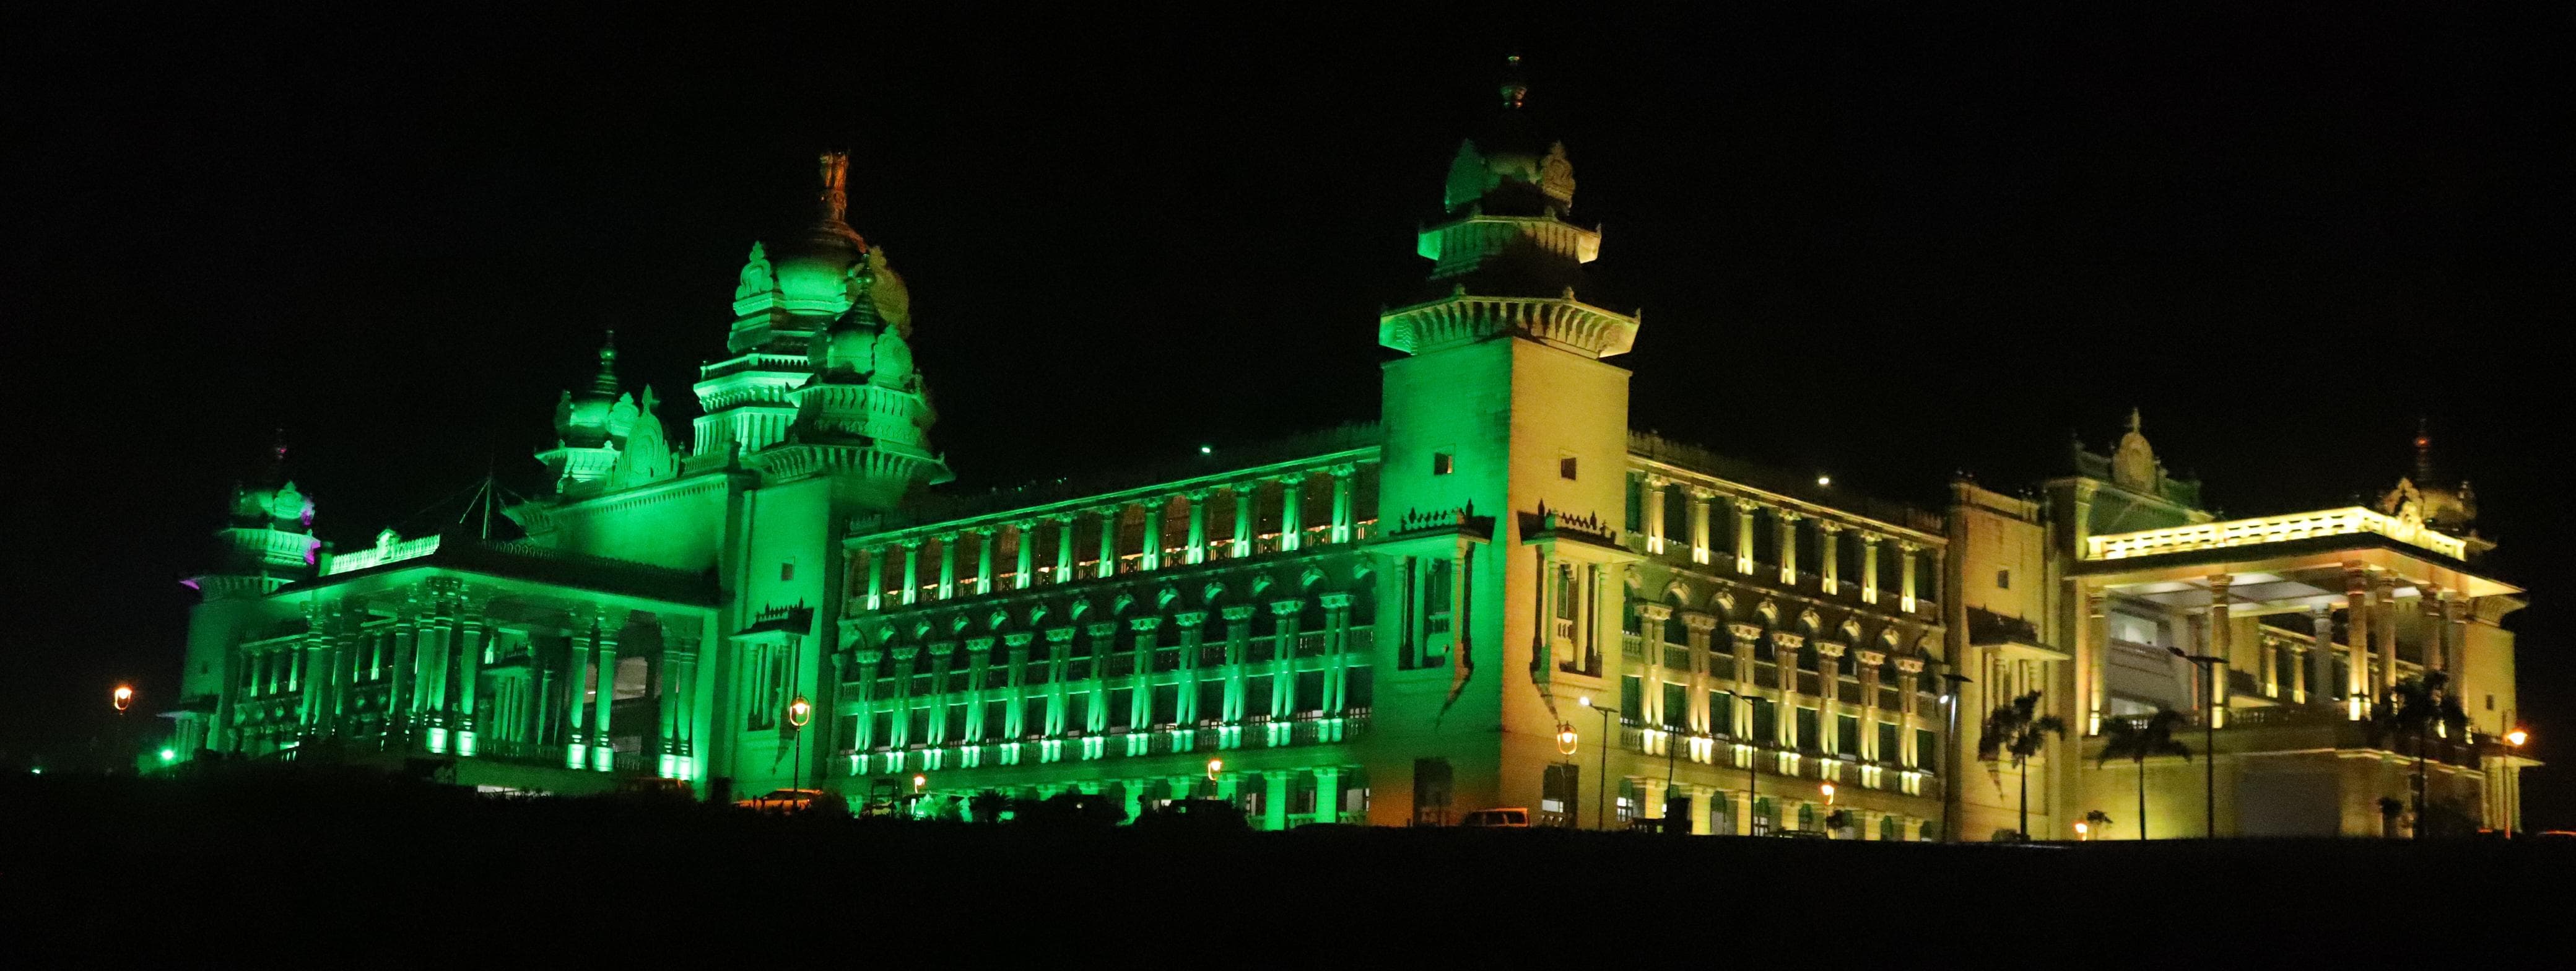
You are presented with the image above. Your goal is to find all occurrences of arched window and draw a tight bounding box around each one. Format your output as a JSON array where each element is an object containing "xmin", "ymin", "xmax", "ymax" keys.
[
  {"xmin": 1798, "ymin": 803, "xmax": 1816, "ymax": 831},
  {"xmin": 1879, "ymin": 815, "xmax": 1897, "ymax": 842},
  {"xmin": 1752, "ymin": 797, "xmax": 1775, "ymax": 835},
  {"xmin": 1663, "ymin": 597, "xmax": 1689, "ymax": 644}
]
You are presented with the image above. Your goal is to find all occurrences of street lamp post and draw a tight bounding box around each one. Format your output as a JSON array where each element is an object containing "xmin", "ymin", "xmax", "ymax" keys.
[
  {"xmin": 1580, "ymin": 697, "xmax": 1618, "ymax": 830},
  {"xmin": 112, "ymin": 685, "xmax": 135, "ymax": 776},
  {"xmin": 1556, "ymin": 722, "xmax": 1579, "ymax": 828},
  {"xmin": 2170, "ymin": 648, "xmax": 2222, "ymax": 838},
  {"xmin": 785, "ymin": 695, "xmax": 813, "ymax": 796}
]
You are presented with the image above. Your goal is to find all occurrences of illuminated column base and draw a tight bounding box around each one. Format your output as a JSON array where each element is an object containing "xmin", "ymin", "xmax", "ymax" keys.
[
  {"xmin": 591, "ymin": 745, "xmax": 614, "ymax": 772},
  {"xmin": 566, "ymin": 741, "xmax": 588, "ymax": 770},
  {"xmin": 425, "ymin": 726, "xmax": 450, "ymax": 755},
  {"xmin": 456, "ymin": 729, "xmax": 477, "ymax": 758}
]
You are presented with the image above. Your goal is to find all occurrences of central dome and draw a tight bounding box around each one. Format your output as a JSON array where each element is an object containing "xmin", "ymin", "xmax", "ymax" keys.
[{"xmin": 773, "ymin": 151, "xmax": 869, "ymax": 315}]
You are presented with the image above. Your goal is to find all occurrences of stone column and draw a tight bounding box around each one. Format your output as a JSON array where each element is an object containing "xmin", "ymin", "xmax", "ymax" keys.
[
  {"xmin": 1819, "ymin": 522, "xmax": 1843, "ymax": 595},
  {"xmin": 1816, "ymin": 642, "xmax": 1846, "ymax": 755},
  {"xmin": 938, "ymin": 534, "xmax": 959, "ymax": 600},
  {"xmin": 1313, "ymin": 766, "xmax": 1342, "ymax": 822},
  {"xmin": 964, "ymin": 638, "xmax": 994, "ymax": 742},
  {"xmin": 1141, "ymin": 500, "xmax": 1166, "ymax": 572},
  {"xmin": 456, "ymin": 607, "xmax": 485, "ymax": 755},
  {"xmin": 2208, "ymin": 574, "xmax": 2232, "ymax": 726},
  {"xmin": 1279, "ymin": 473, "xmax": 1305, "ymax": 552},
  {"xmin": 2419, "ymin": 585, "xmax": 2446, "ymax": 672},
  {"xmin": 1014, "ymin": 523, "xmax": 1035, "ymax": 590},
  {"xmin": 565, "ymin": 622, "xmax": 592, "ymax": 768},
  {"xmin": 974, "ymin": 528, "xmax": 996, "ymax": 594},
  {"xmin": 2447, "ymin": 596, "xmax": 2473, "ymax": 702},
  {"xmin": 300, "ymin": 604, "xmax": 330, "ymax": 731},
  {"xmin": 1728, "ymin": 623, "xmax": 1761, "ymax": 738},
  {"xmin": 2308, "ymin": 605, "xmax": 2334, "ymax": 707},
  {"xmin": 1734, "ymin": 501, "xmax": 1760, "ymax": 575},
  {"xmin": 1053, "ymin": 515, "xmax": 1077, "ymax": 583},
  {"xmin": 1173, "ymin": 611, "xmax": 1208, "ymax": 721},
  {"xmin": 1184, "ymin": 490, "xmax": 1209, "ymax": 564},
  {"xmin": 1895, "ymin": 658, "xmax": 1926, "ymax": 767},
  {"xmin": 1097, "ymin": 507, "xmax": 1120, "ymax": 578},
  {"xmin": 1129, "ymin": 617, "xmax": 1161, "ymax": 729},
  {"xmin": 1684, "ymin": 612, "xmax": 1718, "ymax": 734},
  {"xmin": 1774, "ymin": 633, "xmax": 1805, "ymax": 754},
  {"xmin": 1263, "ymin": 771, "xmax": 1290, "ymax": 830},
  {"xmin": 2083, "ymin": 585, "xmax": 2107, "ymax": 734},
  {"xmin": 591, "ymin": 614, "xmax": 619, "ymax": 770},
  {"xmin": 1221, "ymin": 606, "xmax": 1257, "ymax": 725},
  {"xmin": 1643, "ymin": 476, "xmax": 1669, "ymax": 554},
  {"xmin": 389, "ymin": 605, "xmax": 418, "ymax": 739},
  {"xmin": 1230, "ymin": 482, "xmax": 1256, "ymax": 559},
  {"xmin": 1321, "ymin": 593, "xmax": 1354, "ymax": 712},
  {"xmin": 1777, "ymin": 510, "xmax": 1803, "ymax": 584},
  {"xmin": 2372, "ymin": 573, "xmax": 2399, "ymax": 700},
  {"xmin": 1854, "ymin": 549, "xmax": 1888, "ymax": 624},
  {"xmin": 901, "ymin": 540, "xmax": 922, "ymax": 606},
  {"xmin": 1897, "ymin": 541, "xmax": 1922, "ymax": 612},
  {"xmin": 2344, "ymin": 565, "xmax": 2371, "ymax": 717},
  {"xmin": 864, "ymin": 546, "xmax": 886, "ymax": 608},
  {"xmin": 1687, "ymin": 488, "xmax": 1713, "ymax": 565},
  {"xmin": 1329, "ymin": 464, "xmax": 1357, "ymax": 544},
  {"xmin": 1855, "ymin": 649, "xmax": 1886, "ymax": 759}
]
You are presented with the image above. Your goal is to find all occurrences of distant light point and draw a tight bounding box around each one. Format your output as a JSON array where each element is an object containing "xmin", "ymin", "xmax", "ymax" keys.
[
  {"xmin": 1816, "ymin": 475, "xmax": 1832, "ymax": 487},
  {"xmin": 1199, "ymin": 445, "xmax": 1212, "ymax": 455}
]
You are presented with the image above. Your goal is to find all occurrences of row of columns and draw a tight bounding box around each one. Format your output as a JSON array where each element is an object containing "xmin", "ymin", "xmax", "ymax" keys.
[
  {"xmin": 857, "ymin": 464, "xmax": 1365, "ymax": 611},
  {"xmin": 1630, "ymin": 778, "xmax": 1925, "ymax": 838},
  {"xmin": 840, "ymin": 596, "xmax": 1365, "ymax": 752},
  {"xmin": 1637, "ymin": 475, "xmax": 1926, "ymax": 611},
  {"xmin": 1628, "ymin": 612, "xmax": 1934, "ymax": 773},
  {"xmin": 2078, "ymin": 564, "xmax": 2478, "ymax": 734},
  {"xmin": 247, "ymin": 584, "xmax": 698, "ymax": 775}
]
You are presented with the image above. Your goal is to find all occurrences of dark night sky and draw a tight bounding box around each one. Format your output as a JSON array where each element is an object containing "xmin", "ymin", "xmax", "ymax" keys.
[{"xmin": 6, "ymin": 7, "xmax": 2569, "ymax": 824}]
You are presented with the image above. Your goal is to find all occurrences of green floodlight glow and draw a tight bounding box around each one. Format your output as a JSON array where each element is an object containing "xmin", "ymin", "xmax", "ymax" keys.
[
  {"xmin": 28, "ymin": 767, "xmax": 40, "ymax": 775},
  {"xmin": 159, "ymin": 748, "xmax": 176, "ymax": 762},
  {"xmin": 1198, "ymin": 445, "xmax": 1212, "ymax": 455}
]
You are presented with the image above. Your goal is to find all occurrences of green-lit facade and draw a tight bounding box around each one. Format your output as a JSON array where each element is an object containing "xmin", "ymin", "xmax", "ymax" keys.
[{"xmin": 177, "ymin": 76, "xmax": 2526, "ymax": 841}]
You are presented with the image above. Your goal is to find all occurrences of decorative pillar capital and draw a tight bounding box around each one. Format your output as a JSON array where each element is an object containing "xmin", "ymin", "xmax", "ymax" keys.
[
  {"xmin": 1319, "ymin": 593, "xmax": 1355, "ymax": 610},
  {"xmin": 1771, "ymin": 632, "xmax": 1806, "ymax": 652},
  {"xmin": 964, "ymin": 637, "xmax": 996, "ymax": 654},
  {"xmin": 1128, "ymin": 616, "xmax": 1164, "ymax": 632},
  {"xmin": 1895, "ymin": 656, "xmax": 1926, "ymax": 675},
  {"xmin": 1813, "ymin": 640, "xmax": 1848, "ymax": 660},
  {"xmin": 1681, "ymin": 611, "xmax": 1719, "ymax": 632},
  {"xmin": 1268, "ymin": 598, "xmax": 1305, "ymax": 617},
  {"xmin": 1853, "ymin": 648, "xmax": 1887, "ymax": 668},
  {"xmin": 1221, "ymin": 604, "xmax": 1258, "ymax": 622},
  {"xmin": 1727, "ymin": 622, "xmax": 1765, "ymax": 643},
  {"xmin": 1172, "ymin": 611, "xmax": 1209, "ymax": 629}
]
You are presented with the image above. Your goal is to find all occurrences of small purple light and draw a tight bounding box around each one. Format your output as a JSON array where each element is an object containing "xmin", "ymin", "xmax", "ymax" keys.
[{"xmin": 180, "ymin": 578, "xmax": 199, "ymax": 590}]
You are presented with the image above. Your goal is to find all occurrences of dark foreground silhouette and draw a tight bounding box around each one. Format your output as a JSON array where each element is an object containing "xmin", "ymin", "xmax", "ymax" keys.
[{"xmin": 4, "ymin": 765, "xmax": 2562, "ymax": 960}]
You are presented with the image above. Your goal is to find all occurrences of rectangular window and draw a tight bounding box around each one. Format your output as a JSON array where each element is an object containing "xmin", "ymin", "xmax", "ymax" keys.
[
  {"xmin": 1915, "ymin": 728, "xmax": 1938, "ymax": 769},
  {"xmin": 944, "ymin": 702, "xmax": 967, "ymax": 741},
  {"xmin": 836, "ymin": 713, "xmax": 859, "ymax": 749},
  {"xmin": 781, "ymin": 562, "xmax": 795, "ymax": 581},
  {"xmin": 1708, "ymin": 690, "xmax": 1734, "ymax": 736},
  {"xmin": 1559, "ymin": 454, "xmax": 1579, "ymax": 481},
  {"xmin": 982, "ymin": 699, "xmax": 1008, "ymax": 740},
  {"xmin": 1346, "ymin": 666, "xmax": 1373, "ymax": 709},
  {"xmin": 1996, "ymin": 568, "xmax": 2011, "ymax": 590},
  {"xmin": 1620, "ymin": 675, "xmax": 1643, "ymax": 720},
  {"xmin": 1878, "ymin": 722, "xmax": 1899, "ymax": 762},
  {"xmin": 1752, "ymin": 697, "xmax": 1777, "ymax": 741},
  {"xmin": 869, "ymin": 711, "xmax": 894, "ymax": 749},
  {"xmin": 1294, "ymin": 670, "xmax": 1325, "ymax": 713},
  {"xmin": 1246, "ymin": 674, "xmax": 1274, "ymax": 718},
  {"xmin": 1023, "ymin": 698, "xmax": 1047, "ymax": 738},
  {"xmin": 1151, "ymin": 684, "xmax": 1178, "ymax": 725},
  {"xmin": 905, "ymin": 707, "xmax": 930, "ymax": 744},
  {"xmin": 1796, "ymin": 707, "xmax": 1820, "ymax": 751},
  {"xmin": 1554, "ymin": 565, "xmax": 1577, "ymax": 620},
  {"xmin": 1108, "ymin": 687, "xmax": 1134, "ymax": 729},
  {"xmin": 1431, "ymin": 451, "xmax": 1455, "ymax": 476},
  {"xmin": 1541, "ymin": 763, "xmax": 1580, "ymax": 825},
  {"xmin": 1196, "ymin": 680, "xmax": 1225, "ymax": 723},
  {"xmin": 1424, "ymin": 559, "xmax": 1454, "ymax": 634},
  {"xmin": 1661, "ymin": 682, "xmax": 1687, "ymax": 729},
  {"xmin": 1414, "ymin": 758, "xmax": 1454, "ymax": 825},
  {"xmin": 1837, "ymin": 713, "xmax": 1860, "ymax": 755},
  {"xmin": 1065, "ymin": 692, "xmax": 1090, "ymax": 732}
]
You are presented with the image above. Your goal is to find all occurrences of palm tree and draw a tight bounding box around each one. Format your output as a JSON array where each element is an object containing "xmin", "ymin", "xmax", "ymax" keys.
[
  {"xmin": 1977, "ymin": 690, "xmax": 2068, "ymax": 840},
  {"xmin": 2095, "ymin": 708, "xmax": 2191, "ymax": 840},
  {"xmin": 2367, "ymin": 673, "xmax": 2469, "ymax": 840},
  {"xmin": 2082, "ymin": 809, "xmax": 2114, "ymax": 840}
]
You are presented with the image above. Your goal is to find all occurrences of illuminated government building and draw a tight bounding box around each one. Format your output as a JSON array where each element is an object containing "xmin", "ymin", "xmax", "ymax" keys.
[{"xmin": 162, "ymin": 72, "xmax": 2532, "ymax": 840}]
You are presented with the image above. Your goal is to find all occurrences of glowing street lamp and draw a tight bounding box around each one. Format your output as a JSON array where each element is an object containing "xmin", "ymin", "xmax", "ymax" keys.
[
  {"xmin": 1580, "ymin": 696, "xmax": 1619, "ymax": 830},
  {"xmin": 2504, "ymin": 727, "xmax": 2529, "ymax": 837},
  {"xmin": 112, "ymin": 685, "xmax": 134, "ymax": 712},
  {"xmin": 2075, "ymin": 821, "xmax": 2091, "ymax": 840},
  {"xmin": 1206, "ymin": 758, "xmax": 1224, "ymax": 781},
  {"xmin": 1556, "ymin": 723, "xmax": 1578, "ymax": 755},
  {"xmin": 1821, "ymin": 783, "xmax": 1836, "ymax": 806},
  {"xmin": 785, "ymin": 695, "xmax": 813, "ymax": 795}
]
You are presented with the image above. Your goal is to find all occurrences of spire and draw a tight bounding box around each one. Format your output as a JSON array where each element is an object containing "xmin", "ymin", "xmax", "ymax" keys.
[
  {"xmin": 591, "ymin": 329, "xmax": 621, "ymax": 395},
  {"xmin": 2126, "ymin": 407, "xmax": 2143, "ymax": 435},
  {"xmin": 2413, "ymin": 417, "xmax": 2435, "ymax": 485},
  {"xmin": 816, "ymin": 150, "xmax": 850, "ymax": 226},
  {"xmin": 1498, "ymin": 52, "xmax": 1530, "ymax": 110}
]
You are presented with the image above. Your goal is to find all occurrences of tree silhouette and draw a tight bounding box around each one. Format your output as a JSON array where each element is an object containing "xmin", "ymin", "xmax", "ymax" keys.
[
  {"xmin": 2095, "ymin": 707, "xmax": 2191, "ymax": 840},
  {"xmin": 1977, "ymin": 690, "xmax": 2067, "ymax": 840},
  {"xmin": 2367, "ymin": 673, "xmax": 2469, "ymax": 840}
]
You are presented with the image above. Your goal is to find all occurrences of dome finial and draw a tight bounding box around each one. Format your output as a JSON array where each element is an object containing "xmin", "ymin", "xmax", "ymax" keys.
[
  {"xmin": 2125, "ymin": 406, "xmax": 2142, "ymax": 434},
  {"xmin": 817, "ymin": 150, "xmax": 850, "ymax": 224},
  {"xmin": 2413, "ymin": 416, "xmax": 2435, "ymax": 484},
  {"xmin": 1499, "ymin": 53, "xmax": 1530, "ymax": 110},
  {"xmin": 592, "ymin": 329, "xmax": 620, "ymax": 394}
]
